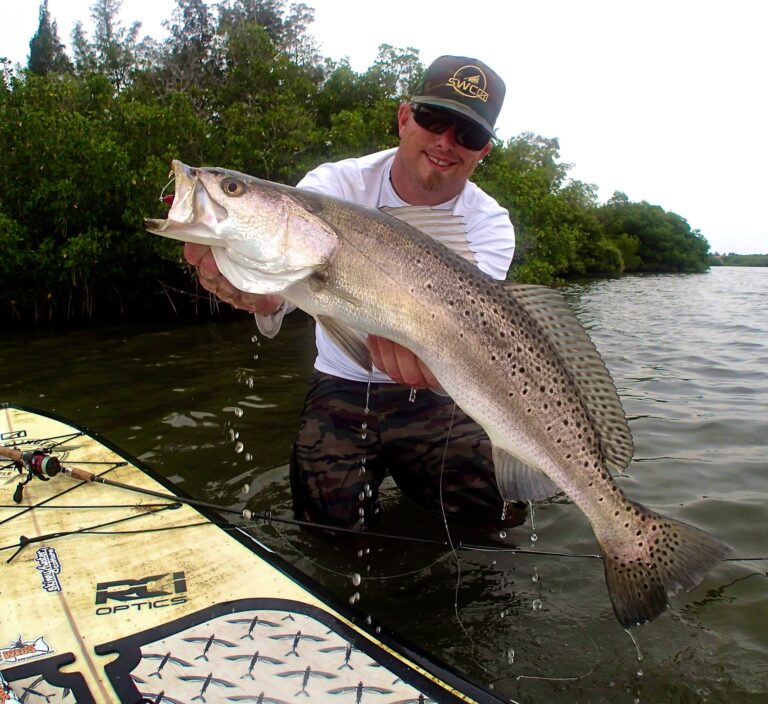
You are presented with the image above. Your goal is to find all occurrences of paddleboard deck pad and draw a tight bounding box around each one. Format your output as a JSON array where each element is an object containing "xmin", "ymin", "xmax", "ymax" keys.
[{"xmin": 0, "ymin": 404, "xmax": 504, "ymax": 703}]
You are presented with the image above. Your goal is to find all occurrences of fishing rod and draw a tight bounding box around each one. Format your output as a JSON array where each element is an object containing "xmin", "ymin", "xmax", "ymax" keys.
[
  {"xmin": 3, "ymin": 444, "xmax": 765, "ymax": 563},
  {"xmin": 1, "ymin": 443, "xmax": 600, "ymax": 558}
]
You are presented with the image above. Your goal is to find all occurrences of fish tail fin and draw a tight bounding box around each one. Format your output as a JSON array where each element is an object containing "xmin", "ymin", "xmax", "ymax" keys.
[{"xmin": 598, "ymin": 502, "xmax": 730, "ymax": 627}]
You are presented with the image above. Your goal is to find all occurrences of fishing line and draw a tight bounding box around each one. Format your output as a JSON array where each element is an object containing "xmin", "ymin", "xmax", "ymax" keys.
[
  {"xmin": 9, "ymin": 450, "xmax": 766, "ymax": 560},
  {"xmin": 260, "ymin": 516, "xmax": 455, "ymax": 584},
  {"xmin": 437, "ymin": 401, "xmax": 496, "ymax": 679}
]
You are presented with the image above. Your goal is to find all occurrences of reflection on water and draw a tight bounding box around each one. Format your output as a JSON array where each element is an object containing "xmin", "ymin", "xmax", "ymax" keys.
[{"xmin": 2, "ymin": 267, "xmax": 767, "ymax": 703}]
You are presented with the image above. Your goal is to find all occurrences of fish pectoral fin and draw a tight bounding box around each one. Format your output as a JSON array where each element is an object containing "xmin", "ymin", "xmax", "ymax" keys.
[
  {"xmin": 310, "ymin": 272, "xmax": 363, "ymax": 306},
  {"xmin": 492, "ymin": 447, "xmax": 561, "ymax": 502},
  {"xmin": 317, "ymin": 316, "xmax": 372, "ymax": 372}
]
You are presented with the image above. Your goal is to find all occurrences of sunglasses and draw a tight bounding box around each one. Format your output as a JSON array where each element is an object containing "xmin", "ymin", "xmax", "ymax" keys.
[{"xmin": 410, "ymin": 104, "xmax": 491, "ymax": 151}]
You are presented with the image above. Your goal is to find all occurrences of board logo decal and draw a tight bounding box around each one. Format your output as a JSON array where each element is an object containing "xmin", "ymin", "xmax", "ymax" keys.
[
  {"xmin": 95, "ymin": 571, "xmax": 187, "ymax": 616},
  {"xmin": 0, "ymin": 635, "xmax": 53, "ymax": 665},
  {"xmin": 0, "ymin": 429, "xmax": 26, "ymax": 441},
  {"xmin": 35, "ymin": 547, "xmax": 62, "ymax": 593}
]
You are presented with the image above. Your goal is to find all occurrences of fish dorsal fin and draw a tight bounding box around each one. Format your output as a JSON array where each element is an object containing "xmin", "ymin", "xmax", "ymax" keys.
[
  {"xmin": 505, "ymin": 284, "xmax": 635, "ymax": 472},
  {"xmin": 317, "ymin": 315, "xmax": 372, "ymax": 372},
  {"xmin": 492, "ymin": 446, "xmax": 562, "ymax": 501},
  {"xmin": 380, "ymin": 206, "xmax": 477, "ymax": 265}
]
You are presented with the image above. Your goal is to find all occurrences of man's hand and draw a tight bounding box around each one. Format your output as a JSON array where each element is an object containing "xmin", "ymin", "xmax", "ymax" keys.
[
  {"xmin": 184, "ymin": 243, "xmax": 284, "ymax": 315},
  {"xmin": 368, "ymin": 335, "xmax": 439, "ymax": 389}
]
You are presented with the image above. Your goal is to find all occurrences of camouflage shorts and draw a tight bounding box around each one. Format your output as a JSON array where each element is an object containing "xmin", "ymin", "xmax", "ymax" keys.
[{"xmin": 290, "ymin": 371, "xmax": 526, "ymax": 530}]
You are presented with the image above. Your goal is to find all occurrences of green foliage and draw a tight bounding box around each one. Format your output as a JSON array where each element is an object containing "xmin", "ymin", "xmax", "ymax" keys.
[
  {"xmin": 597, "ymin": 196, "xmax": 710, "ymax": 273},
  {"xmin": 28, "ymin": 0, "xmax": 73, "ymax": 76},
  {"xmin": 710, "ymin": 253, "xmax": 768, "ymax": 266},
  {"xmin": 1, "ymin": 0, "xmax": 713, "ymax": 325},
  {"xmin": 474, "ymin": 135, "xmax": 624, "ymax": 284}
]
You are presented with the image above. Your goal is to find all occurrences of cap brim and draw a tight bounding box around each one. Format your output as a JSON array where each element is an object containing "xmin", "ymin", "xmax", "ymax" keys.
[{"xmin": 410, "ymin": 96, "xmax": 497, "ymax": 137}]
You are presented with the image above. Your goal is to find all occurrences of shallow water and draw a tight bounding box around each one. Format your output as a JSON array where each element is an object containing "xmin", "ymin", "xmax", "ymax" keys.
[{"xmin": 2, "ymin": 266, "xmax": 766, "ymax": 703}]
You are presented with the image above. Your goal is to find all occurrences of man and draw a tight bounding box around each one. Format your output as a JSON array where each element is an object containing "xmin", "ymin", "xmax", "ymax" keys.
[{"xmin": 185, "ymin": 55, "xmax": 524, "ymax": 531}]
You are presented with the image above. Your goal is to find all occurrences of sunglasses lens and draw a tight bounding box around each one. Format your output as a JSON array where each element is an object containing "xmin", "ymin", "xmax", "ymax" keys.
[
  {"xmin": 456, "ymin": 126, "xmax": 490, "ymax": 151},
  {"xmin": 411, "ymin": 106, "xmax": 489, "ymax": 151},
  {"xmin": 411, "ymin": 106, "xmax": 452, "ymax": 133}
]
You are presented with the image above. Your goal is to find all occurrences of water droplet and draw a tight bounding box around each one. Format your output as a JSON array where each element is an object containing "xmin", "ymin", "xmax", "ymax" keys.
[
  {"xmin": 233, "ymin": 407, "xmax": 243, "ymax": 418},
  {"xmin": 361, "ymin": 433, "xmax": 367, "ymax": 439},
  {"xmin": 251, "ymin": 335, "xmax": 259, "ymax": 343},
  {"xmin": 245, "ymin": 453, "xmax": 253, "ymax": 461},
  {"xmin": 357, "ymin": 549, "xmax": 364, "ymax": 558},
  {"xmin": 348, "ymin": 591, "xmax": 360, "ymax": 604},
  {"xmin": 636, "ymin": 669, "xmax": 643, "ymax": 678},
  {"xmin": 358, "ymin": 491, "xmax": 365, "ymax": 502},
  {"xmin": 532, "ymin": 598, "xmax": 543, "ymax": 611},
  {"xmin": 241, "ymin": 483, "xmax": 250, "ymax": 495},
  {"xmin": 532, "ymin": 567, "xmax": 539, "ymax": 583},
  {"xmin": 253, "ymin": 353, "xmax": 259, "ymax": 361},
  {"xmin": 228, "ymin": 429, "xmax": 236, "ymax": 442},
  {"xmin": 507, "ymin": 648, "xmax": 515, "ymax": 665},
  {"xmin": 358, "ymin": 507, "xmax": 365, "ymax": 517},
  {"xmin": 365, "ymin": 615, "xmax": 372, "ymax": 625},
  {"xmin": 365, "ymin": 548, "xmax": 371, "ymax": 555},
  {"xmin": 530, "ymin": 533, "xmax": 538, "ymax": 543},
  {"xmin": 361, "ymin": 422, "xmax": 368, "ymax": 430},
  {"xmin": 499, "ymin": 530, "xmax": 507, "ymax": 539},
  {"xmin": 246, "ymin": 377, "xmax": 255, "ymax": 389},
  {"xmin": 351, "ymin": 573, "xmax": 361, "ymax": 586},
  {"xmin": 366, "ymin": 487, "xmax": 373, "ymax": 498},
  {"xmin": 375, "ymin": 626, "xmax": 381, "ymax": 634},
  {"xmin": 234, "ymin": 442, "xmax": 244, "ymax": 454}
]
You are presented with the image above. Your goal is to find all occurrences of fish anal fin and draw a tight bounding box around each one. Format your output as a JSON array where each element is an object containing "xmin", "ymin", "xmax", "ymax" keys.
[
  {"xmin": 599, "ymin": 502, "xmax": 731, "ymax": 627},
  {"xmin": 317, "ymin": 316, "xmax": 372, "ymax": 372},
  {"xmin": 492, "ymin": 446, "xmax": 561, "ymax": 502}
]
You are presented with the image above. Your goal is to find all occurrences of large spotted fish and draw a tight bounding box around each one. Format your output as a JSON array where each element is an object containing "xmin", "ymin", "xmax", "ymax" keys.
[{"xmin": 145, "ymin": 160, "xmax": 729, "ymax": 627}]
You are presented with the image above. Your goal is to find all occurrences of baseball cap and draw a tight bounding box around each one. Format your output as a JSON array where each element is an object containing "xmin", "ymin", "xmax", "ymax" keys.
[{"xmin": 410, "ymin": 55, "xmax": 506, "ymax": 136}]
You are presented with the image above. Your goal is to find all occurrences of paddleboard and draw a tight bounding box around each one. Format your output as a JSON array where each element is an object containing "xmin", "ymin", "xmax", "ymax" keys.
[{"xmin": 0, "ymin": 403, "xmax": 504, "ymax": 703}]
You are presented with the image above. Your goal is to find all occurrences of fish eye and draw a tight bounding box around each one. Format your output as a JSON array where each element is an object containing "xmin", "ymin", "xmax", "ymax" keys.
[{"xmin": 221, "ymin": 178, "xmax": 247, "ymax": 197}]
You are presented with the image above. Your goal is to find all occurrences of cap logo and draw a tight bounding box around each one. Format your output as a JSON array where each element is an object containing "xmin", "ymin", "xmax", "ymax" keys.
[{"xmin": 447, "ymin": 65, "xmax": 489, "ymax": 102}]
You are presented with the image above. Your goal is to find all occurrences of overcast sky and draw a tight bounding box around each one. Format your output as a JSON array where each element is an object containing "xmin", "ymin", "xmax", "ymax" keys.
[{"xmin": 2, "ymin": 0, "xmax": 766, "ymax": 254}]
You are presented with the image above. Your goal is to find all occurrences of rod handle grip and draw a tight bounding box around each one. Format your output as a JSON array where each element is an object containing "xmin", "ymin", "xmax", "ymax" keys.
[{"xmin": 65, "ymin": 466, "xmax": 97, "ymax": 482}]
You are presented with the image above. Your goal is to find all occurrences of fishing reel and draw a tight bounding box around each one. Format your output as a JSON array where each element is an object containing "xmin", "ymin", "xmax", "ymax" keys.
[{"xmin": 11, "ymin": 450, "xmax": 62, "ymax": 504}]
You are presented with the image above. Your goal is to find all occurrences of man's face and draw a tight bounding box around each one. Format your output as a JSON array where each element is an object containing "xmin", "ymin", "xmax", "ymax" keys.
[{"xmin": 394, "ymin": 102, "xmax": 492, "ymax": 204}]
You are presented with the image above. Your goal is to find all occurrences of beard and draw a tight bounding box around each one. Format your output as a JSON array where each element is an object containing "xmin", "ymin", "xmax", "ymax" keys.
[{"xmin": 421, "ymin": 169, "xmax": 445, "ymax": 192}]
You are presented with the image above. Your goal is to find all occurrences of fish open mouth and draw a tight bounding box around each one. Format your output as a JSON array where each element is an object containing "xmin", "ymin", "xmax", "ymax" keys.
[{"xmin": 144, "ymin": 160, "xmax": 228, "ymax": 241}]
